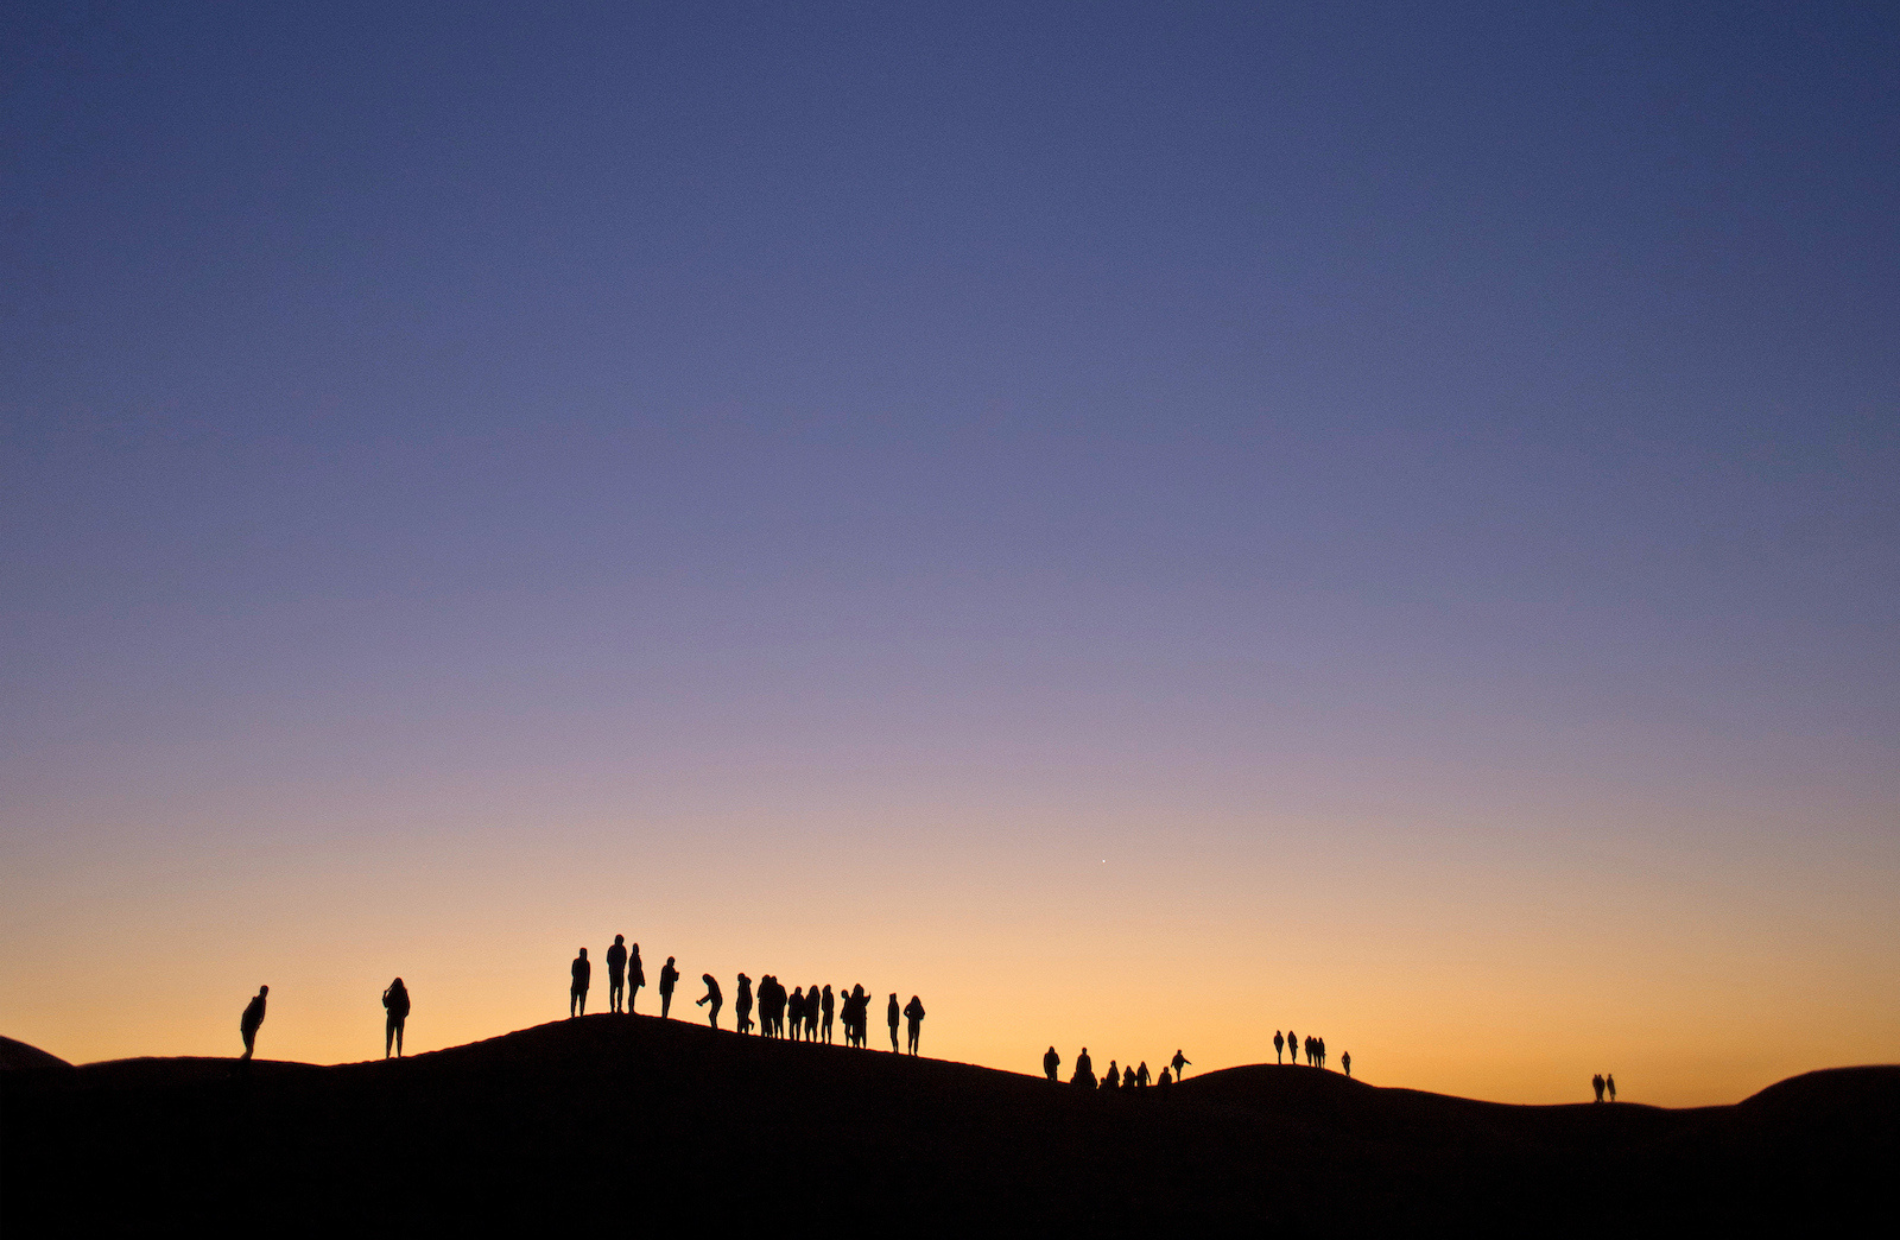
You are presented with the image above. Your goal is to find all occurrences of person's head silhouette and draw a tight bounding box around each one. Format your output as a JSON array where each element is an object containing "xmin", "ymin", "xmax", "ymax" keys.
[
  {"xmin": 614, "ymin": 934, "xmax": 624, "ymax": 945},
  {"xmin": 259, "ymin": 985, "xmax": 269, "ymax": 996},
  {"xmin": 578, "ymin": 947, "xmax": 587, "ymax": 958}
]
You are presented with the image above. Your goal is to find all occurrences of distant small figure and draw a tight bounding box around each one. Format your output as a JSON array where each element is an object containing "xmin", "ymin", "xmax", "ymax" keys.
[
  {"xmin": 1157, "ymin": 1066, "xmax": 1173, "ymax": 1093},
  {"xmin": 821, "ymin": 985, "xmax": 836, "ymax": 1044},
  {"xmin": 903, "ymin": 995, "xmax": 925, "ymax": 1055},
  {"xmin": 606, "ymin": 935, "xmax": 628, "ymax": 1014},
  {"xmin": 382, "ymin": 977, "xmax": 410, "ymax": 1058},
  {"xmin": 659, "ymin": 957, "xmax": 679, "ymax": 1019},
  {"xmin": 627, "ymin": 943, "xmax": 645, "ymax": 1013},
  {"xmin": 1286, "ymin": 1030, "xmax": 1296, "ymax": 1065},
  {"xmin": 887, "ymin": 994, "xmax": 900, "ymax": 1053},
  {"xmin": 1592, "ymin": 1073, "xmax": 1605, "ymax": 1102},
  {"xmin": 1317, "ymin": 1036, "xmax": 1327, "ymax": 1070},
  {"xmin": 1341, "ymin": 1050, "xmax": 1352, "ymax": 1079},
  {"xmin": 1043, "ymin": 1046, "xmax": 1061, "ymax": 1081},
  {"xmin": 1101, "ymin": 1060, "xmax": 1120, "ymax": 1091},
  {"xmin": 1072, "ymin": 1047, "xmax": 1096, "ymax": 1089},
  {"xmin": 1275, "ymin": 1030, "xmax": 1285, "ymax": 1064},
  {"xmin": 1606, "ymin": 1073, "xmax": 1617, "ymax": 1102},
  {"xmin": 695, "ymin": 974, "xmax": 723, "ymax": 1029},
  {"xmin": 570, "ymin": 948, "xmax": 591, "ymax": 1018},
  {"xmin": 239, "ymin": 985, "xmax": 269, "ymax": 1060},
  {"xmin": 1171, "ymin": 1048, "xmax": 1190, "ymax": 1080},
  {"xmin": 736, "ymin": 973, "xmax": 755, "ymax": 1035},
  {"xmin": 1135, "ymin": 1061, "xmax": 1151, "ymax": 1088},
  {"xmin": 789, "ymin": 987, "xmax": 806, "ymax": 1042}
]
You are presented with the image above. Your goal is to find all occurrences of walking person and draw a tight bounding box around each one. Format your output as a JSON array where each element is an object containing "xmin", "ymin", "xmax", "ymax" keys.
[
  {"xmin": 1171, "ymin": 1048, "xmax": 1190, "ymax": 1080},
  {"xmin": 903, "ymin": 995, "xmax": 925, "ymax": 1055},
  {"xmin": 1341, "ymin": 1050, "xmax": 1352, "ymax": 1079},
  {"xmin": 1606, "ymin": 1073, "xmax": 1617, "ymax": 1102},
  {"xmin": 886, "ymin": 994, "xmax": 901, "ymax": 1052},
  {"xmin": 382, "ymin": 977, "xmax": 410, "ymax": 1058},
  {"xmin": 606, "ymin": 935, "xmax": 628, "ymax": 1014},
  {"xmin": 570, "ymin": 948, "xmax": 591, "ymax": 1018},
  {"xmin": 659, "ymin": 957, "xmax": 679, "ymax": 1019},
  {"xmin": 1043, "ymin": 1046, "xmax": 1061, "ymax": 1081},
  {"xmin": 239, "ymin": 985, "xmax": 268, "ymax": 1061},
  {"xmin": 695, "ymin": 974, "xmax": 723, "ymax": 1029}
]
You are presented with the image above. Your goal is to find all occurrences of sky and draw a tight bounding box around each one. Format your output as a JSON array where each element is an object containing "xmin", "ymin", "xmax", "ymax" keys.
[{"xmin": 2, "ymin": 1, "xmax": 1896, "ymax": 1106}]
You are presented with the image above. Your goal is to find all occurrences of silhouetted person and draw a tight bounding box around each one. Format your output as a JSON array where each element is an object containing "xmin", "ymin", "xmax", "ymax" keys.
[
  {"xmin": 1607, "ymin": 1073, "xmax": 1617, "ymax": 1102},
  {"xmin": 1044, "ymin": 1046, "xmax": 1061, "ymax": 1081},
  {"xmin": 606, "ymin": 935, "xmax": 628, "ymax": 1014},
  {"xmin": 736, "ymin": 973, "xmax": 754, "ymax": 1034},
  {"xmin": 1101, "ymin": 1060, "xmax": 1120, "ymax": 1091},
  {"xmin": 628, "ymin": 943, "xmax": 646, "ymax": 1013},
  {"xmin": 1286, "ymin": 1030, "xmax": 1296, "ymax": 1066},
  {"xmin": 1341, "ymin": 1050, "xmax": 1352, "ymax": 1078},
  {"xmin": 695, "ymin": 974, "xmax": 722, "ymax": 1029},
  {"xmin": 1275, "ymin": 1030, "xmax": 1285, "ymax": 1064},
  {"xmin": 805, "ymin": 985, "xmax": 820, "ymax": 1040},
  {"xmin": 1317, "ymin": 1036, "xmax": 1327, "ymax": 1070},
  {"xmin": 570, "ymin": 948, "xmax": 591, "ymax": 1018},
  {"xmin": 1171, "ymin": 1049, "xmax": 1189, "ymax": 1080},
  {"xmin": 886, "ymin": 994, "xmax": 900, "ymax": 1052},
  {"xmin": 659, "ymin": 957, "xmax": 679, "ymax": 1019},
  {"xmin": 1073, "ymin": 1047, "xmax": 1095, "ymax": 1088},
  {"xmin": 790, "ymin": 987, "xmax": 805, "ymax": 1042},
  {"xmin": 1592, "ymin": 1073, "xmax": 1605, "ymax": 1102},
  {"xmin": 239, "ymin": 986, "xmax": 268, "ymax": 1060},
  {"xmin": 903, "ymin": 995, "xmax": 925, "ymax": 1055},
  {"xmin": 821, "ymin": 985, "xmax": 835, "ymax": 1044},
  {"xmin": 848, "ymin": 984, "xmax": 869, "ymax": 1047},
  {"xmin": 382, "ymin": 977, "xmax": 410, "ymax": 1058},
  {"xmin": 1136, "ymin": 1061, "xmax": 1151, "ymax": 1088},
  {"xmin": 1157, "ymin": 1067, "xmax": 1172, "ymax": 1094}
]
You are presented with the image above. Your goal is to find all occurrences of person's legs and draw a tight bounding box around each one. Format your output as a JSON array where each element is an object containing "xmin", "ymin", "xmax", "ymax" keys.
[
  {"xmin": 661, "ymin": 993, "xmax": 671, "ymax": 1019},
  {"xmin": 395, "ymin": 1018, "xmax": 404, "ymax": 1057},
  {"xmin": 241, "ymin": 1030, "xmax": 255, "ymax": 1061},
  {"xmin": 386, "ymin": 1017, "xmax": 396, "ymax": 1059}
]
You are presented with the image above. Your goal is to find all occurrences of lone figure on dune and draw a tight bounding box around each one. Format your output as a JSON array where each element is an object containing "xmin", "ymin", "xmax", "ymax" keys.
[
  {"xmin": 606, "ymin": 936, "xmax": 627, "ymax": 1014},
  {"xmin": 903, "ymin": 995, "xmax": 925, "ymax": 1055},
  {"xmin": 696, "ymin": 974, "xmax": 723, "ymax": 1029},
  {"xmin": 382, "ymin": 977, "xmax": 410, "ymax": 1058},
  {"xmin": 239, "ymin": 985, "xmax": 268, "ymax": 1061},
  {"xmin": 570, "ymin": 948, "xmax": 591, "ymax": 1018},
  {"xmin": 659, "ymin": 957, "xmax": 679, "ymax": 1019},
  {"xmin": 1044, "ymin": 1046, "xmax": 1061, "ymax": 1081},
  {"xmin": 1342, "ymin": 1050, "xmax": 1352, "ymax": 1079}
]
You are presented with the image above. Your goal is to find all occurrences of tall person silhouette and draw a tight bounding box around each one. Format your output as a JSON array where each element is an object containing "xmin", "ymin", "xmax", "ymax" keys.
[
  {"xmin": 239, "ymin": 986, "xmax": 268, "ymax": 1060},
  {"xmin": 1171, "ymin": 1049, "xmax": 1190, "ymax": 1080},
  {"xmin": 606, "ymin": 935, "xmax": 628, "ymax": 1014},
  {"xmin": 659, "ymin": 957, "xmax": 679, "ymax": 1019},
  {"xmin": 570, "ymin": 948, "xmax": 591, "ymax": 1018},
  {"xmin": 695, "ymin": 974, "xmax": 722, "ymax": 1029},
  {"xmin": 1592, "ymin": 1073, "xmax": 1605, "ymax": 1102},
  {"xmin": 1044, "ymin": 1046, "xmax": 1061, "ymax": 1081},
  {"xmin": 903, "ymin": 995, "xmax": 925, "ymax": 1055},
  {"xmin": 382, "ymin": 977, "xmax": 410, "ymax": 1058},
  {"xmin": 736, "ymin": 973, "xmax": 754, "ymax": 1034},
  {"xmin": 1606, "ymin": 1073, "xmax": 1617, "ymax": 1102},
  {"xmin": 628, "ymin": 943, "xmax": 645, "ymax": 1013},
  {"xmin": 1342, "ymin": 1050, "xmax": 1352, "ymax": 1078},
  {"xmin": 886, "ymin": 994, "xmax": 901, "ymax": 1052},
  {"xmin": 821, "ymin": 985, "xmax": 835, "ymax": 1044},
  {"xmin": 1073, "ymin": 1047, "xmax": 1095, "ymax": 1088},
  {"xmin": 1275, "ymin": 1030, "xmax": 1285, "ymax": 1064}
]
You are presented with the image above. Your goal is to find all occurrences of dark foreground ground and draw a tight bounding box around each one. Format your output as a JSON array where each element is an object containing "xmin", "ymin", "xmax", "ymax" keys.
[{"xmin": 4, "ymin": 1021, "xmax": 1895, "ymax": 1234}]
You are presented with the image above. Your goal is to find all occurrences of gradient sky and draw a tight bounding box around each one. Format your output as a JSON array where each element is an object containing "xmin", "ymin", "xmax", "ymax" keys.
[{"xmin": 3, "ymin": 2, "xmax": 1896, "ymax": 1105}]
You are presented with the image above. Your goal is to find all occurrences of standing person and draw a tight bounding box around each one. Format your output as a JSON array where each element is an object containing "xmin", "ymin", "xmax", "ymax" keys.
[
  {"xmin": 1073, "ymin": 1047, "xmax": 1095, "ymax": 1089},
  {"xmin": 1341, "ymin": 1050, "xmax": 1352, "ymax": 1078},
  {"xmin": 789, "ymin": 987, "xmax": 805, "ymax": 1042},
  {"xmin": 736, "ymin": 974, "xmax": 754, "ymax": 1035},
  {"xmin": 1043, "ymin": 1046, "xmax": 1061, "ymax": 1082},
  {"xmin": 1275, "ymin": 1030, "xmax": 1285, "ymax": 1064},
  {"xmin": 1606, "ymin": 1073, "xmax": 1617, "ymax": 1102},
  {"xmin": 1136, "ymin": 1061, "xmax": 1151, "ymax": 1088},
  {"xmin": 848, "ymin": 985, "xmax": 868, "ymax": 1047},
  {"xmin": 1592, "ymin": 1073, "xmax": 1605, "ymax": 1102},
  {"xmin": 1286, "ymin": 1030, "xmax": 1296, "ymax": 1066},
  {"xmin": 804, "ymin": 985, "xmax": 821, "ymax": 1041},
  {"xmin": 821, "ymin": 985, "xmax": 835, "ymax": 1044},
  {"xmin": 569, "ymin": 948, "xmax": 591, "ymax": 1018},
  {"xmin": 382, "ymin": 977, "xmax": 410, "ymax": 1059},
  {"xmin": 1101, "ymin": 1061, "xmax": 1120, "ymax": 1091},
  {"xmin": 659, "ymin": 957, "xmax": 679, "ymax": 1019},
  {"xmin": 886, "ymin": 994, "xmax": 901, "ymax": 1052},
  {"xmin": 903, "ymin": 995, "xmax": 925, "ymax": 1055},
  {"xmin": 238, "ymin": 986, "xmax": 269, "ymax": 1061},
  {"xmin": 695, "ymin": 974, "xmax": 723, "ymax": 1029},
  {"xmin": 1157, "ymin": 1067, "xmax": 1173, "ymax": 1093},
  {"xmin": 627, "ymin": 943, "xmax": 645, "ymax": 1013},
  {"xmin": 606, "ymin": 936, "xmax": 628, "ymax": 1014},
  {"xmin": 1171, "ymin": 1048, "xmax": 1190, "ymax": 1080}
]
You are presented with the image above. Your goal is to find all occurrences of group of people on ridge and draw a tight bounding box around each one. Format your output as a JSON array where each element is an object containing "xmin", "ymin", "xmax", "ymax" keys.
[
  {"xmin": 1592, "ymin": 1073, "xmax": 1618, "ymax": 1102},
  {"xmin": 569, "ymin": 939, "xmax": 928, "ymax": 1054},
  {"xmin": 1276, "ymin": 1029, "xmax": 1348, "ymax": 1076},
  {"xmin": 1045, "ymin": 1046, "xmax": 1193, "ymax": 1091}
]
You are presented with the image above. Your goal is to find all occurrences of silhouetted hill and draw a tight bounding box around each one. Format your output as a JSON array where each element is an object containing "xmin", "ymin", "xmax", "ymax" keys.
[
  {"xmin": 0, "ymin": 1034, "xmax": 73, "ymax": 1073},
  {"xmin": 4, "ymin": 1021, "xmax": 1892, "ymax": 1234}
]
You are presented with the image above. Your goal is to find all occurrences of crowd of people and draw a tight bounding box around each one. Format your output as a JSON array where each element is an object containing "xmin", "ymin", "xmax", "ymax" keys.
[
  {"xmin": 1042, "ymin": 1045, "xmax": 1196, "ymax": 1091},
  {"xmin": 1275, "ymin": 1029, "xmax": 1348, "ymax": 1076}
]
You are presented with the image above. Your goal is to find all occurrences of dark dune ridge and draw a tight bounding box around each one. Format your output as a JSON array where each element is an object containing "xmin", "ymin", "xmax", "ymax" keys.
[{"xmin": 4, "ymin": 1018, "xmax": 1893, "ymax": 1233}]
